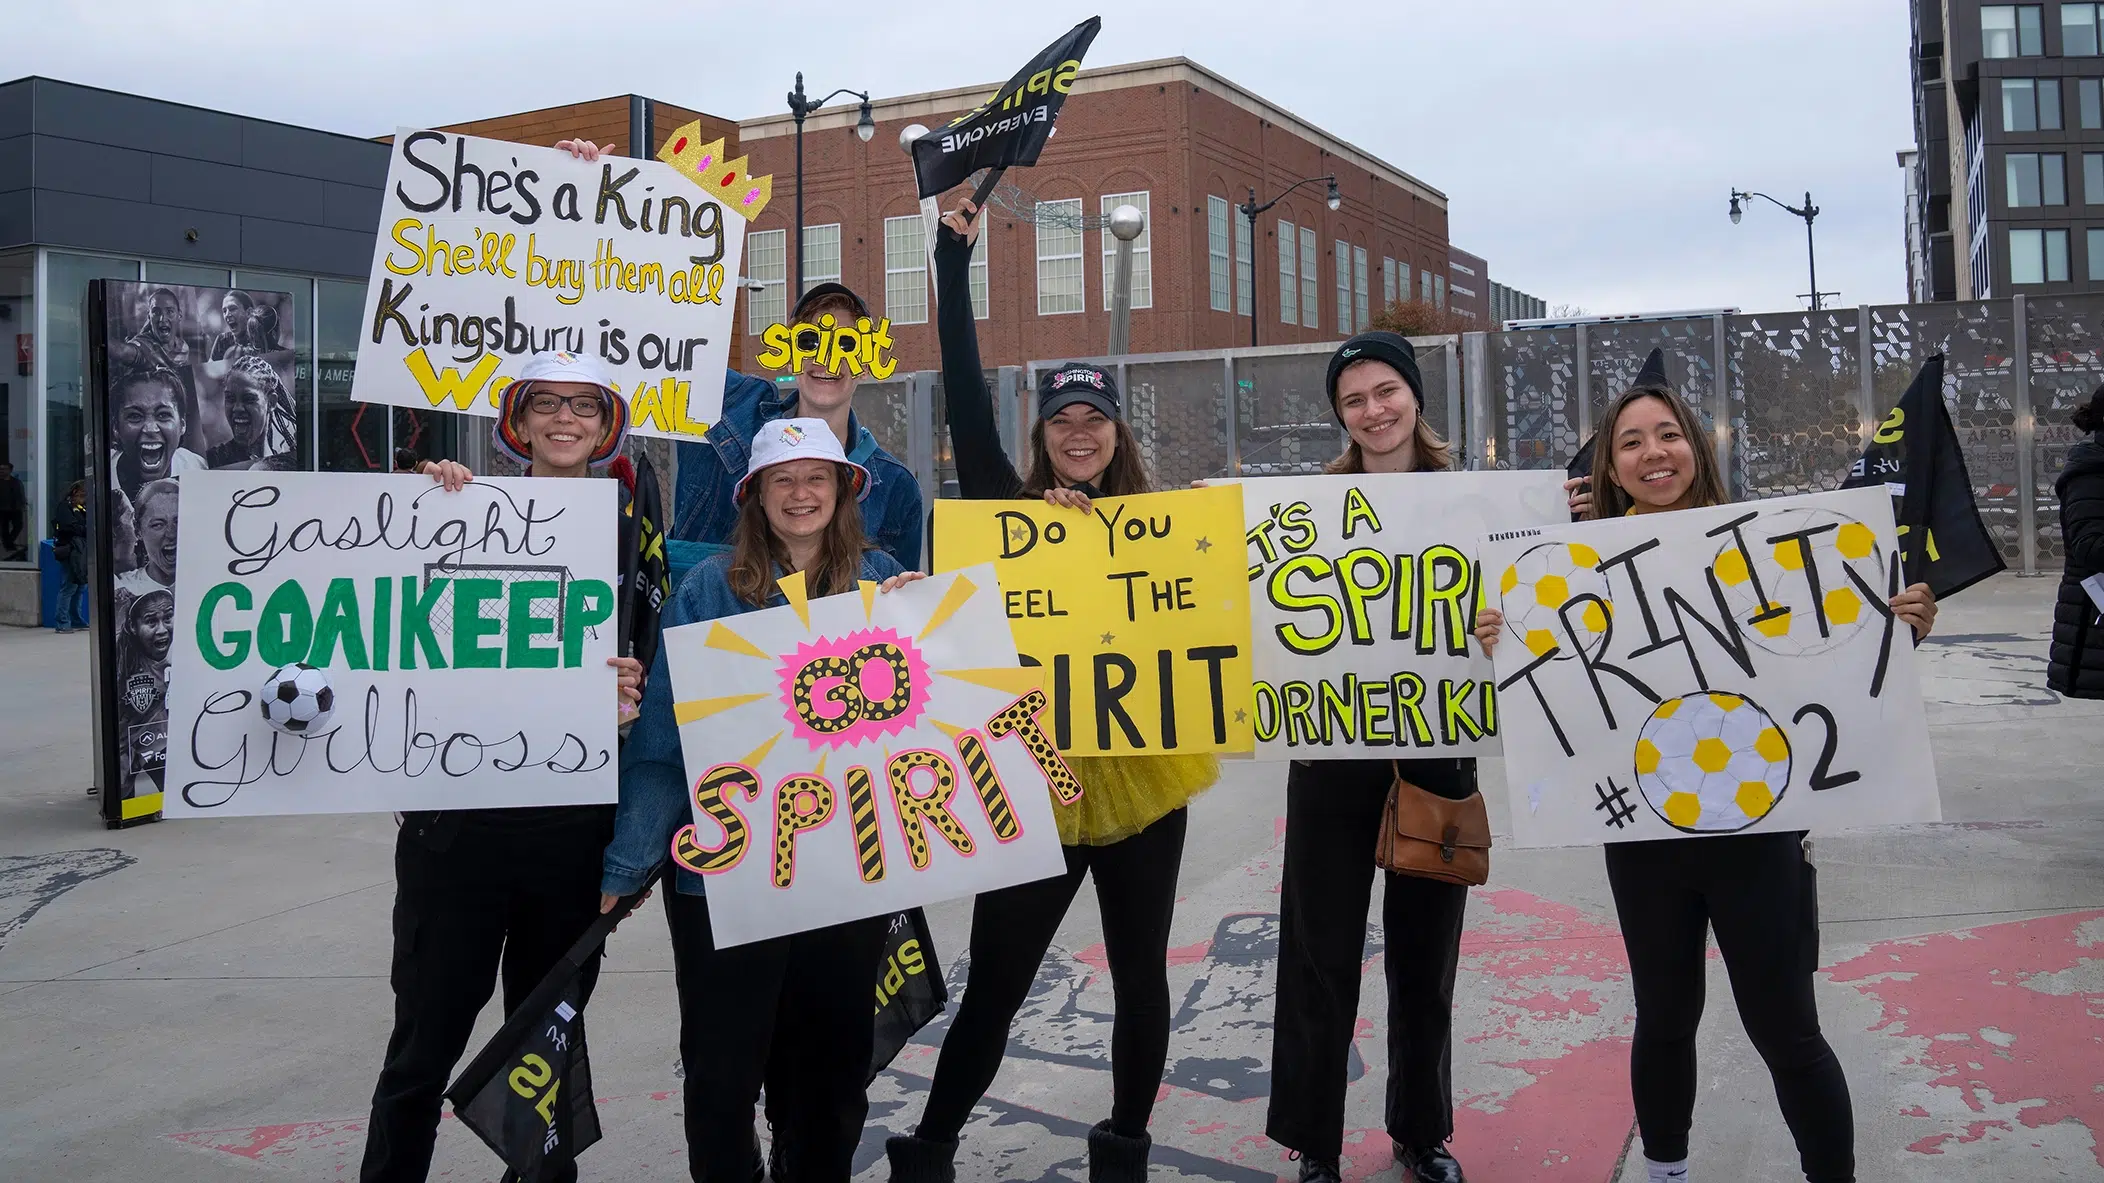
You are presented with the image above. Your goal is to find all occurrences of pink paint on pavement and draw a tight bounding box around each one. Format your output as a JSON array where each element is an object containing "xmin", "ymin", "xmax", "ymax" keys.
[
  {"xmin": 1825, "ymin": 908, "xmax": 2104, "ymax": 1168},
  {"xmin": 1074, "ymin": 936, "xmax": 1212, "ymax": 973},
  {"xmin": 167, "ymin": 1119, "xmax": 369, "ymax": 1161}
]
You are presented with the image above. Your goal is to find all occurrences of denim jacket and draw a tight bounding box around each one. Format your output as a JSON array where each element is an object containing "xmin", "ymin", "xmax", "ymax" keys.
[
  {"xmin": 601, "ymin": 547, "xmax": 908, "ymax": 898},
  {"xmin": 673, "ymin": 370, "xmax": 925, "ymax": 570}
]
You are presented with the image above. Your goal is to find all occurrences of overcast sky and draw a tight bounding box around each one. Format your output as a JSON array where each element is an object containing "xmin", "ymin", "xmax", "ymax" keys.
[{"xmin": 9, "ymin": 1, "xmax": 1912, "ymax": 315}]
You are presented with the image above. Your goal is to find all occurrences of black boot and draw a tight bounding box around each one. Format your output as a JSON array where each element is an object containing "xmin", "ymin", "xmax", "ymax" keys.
[
  {"xmin": 1395, "ymin": 1141, "xmax": 1466, "ymax": 1183},
  {"xmin": 883, "ymin": 1132, "xmax": 958, "ymax": 1183},
  {"xmin": 1294, "ymin": 1155, "xmax": 1343, "ymax": 1183},
  {"xmin": 1087, "ymin": 1120, "xmax": 1151, "ymax": 1182}
]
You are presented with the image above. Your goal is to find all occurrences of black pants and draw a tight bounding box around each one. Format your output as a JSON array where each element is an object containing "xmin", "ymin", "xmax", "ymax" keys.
[
  {"xmin": 918, "ymin": 807, "xmax": 1189, "ymax": 1141},
  {"xmin": 360, "ymin": 813, "xmax": 612, "ymax": 1183},
  {"xmin": 1606, "ymin": 831, "xmax": 1853, "ymax": 1182},
  {"xmin": 664, "ymin": 888, "xmax": 887, "ymax": 1182},
  {"xmin": 1266, "ymin": 758, "xmax": 1470, "ymax": 1159}
]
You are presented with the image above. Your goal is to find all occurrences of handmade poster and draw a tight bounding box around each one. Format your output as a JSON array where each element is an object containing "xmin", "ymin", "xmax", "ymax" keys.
[
  {"xmin": 88, "ymin": 279, "xmax": 302, "ymax": 824},
  {"xmin": 161, "ymin": 470, "xmax": 619, "ymax": 816},
  {"xmin": 933, "ymin": 488, "xmax": 1255, "ymax": 756},
  {"xmin": 1483, "ymin": 486, "xmax": 1940, "ymax": 848},
  {"xmin": 352, "ymin": 125, "xmax": 768, "ymax": 441},
  {"xmin": 662, "ymin": 565, "xmax": 1071, "ymax": 947},
  {"xmin": 1241, "ymin": 471, "xmax": 1567, "ymax": 758}
]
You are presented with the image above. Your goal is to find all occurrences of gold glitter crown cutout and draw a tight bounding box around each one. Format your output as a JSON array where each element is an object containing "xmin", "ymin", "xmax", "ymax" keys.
[{"xmin": 657, "ymin": 122, "xmax": 773, "ymax": 220}]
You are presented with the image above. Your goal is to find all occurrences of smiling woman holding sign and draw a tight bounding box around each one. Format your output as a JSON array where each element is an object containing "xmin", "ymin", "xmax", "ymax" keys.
[
  {"xmin": 875, "ymin": 199, "xmax": 1220, "ymax": 1182},
  {"xmin": 1261, "ymin": 331, "xmax": 1479, "ymax": 1183},
  {"xmin": 1475, "ymin": 370, "xmax": 1936, "ymax": 1183},
  {"xmin": 358, "ymin": 349, "xmax": 648, "ymax": 1183},
  {"xmin": 601, "ymin": 417, "xmax": 924, "ymax": 1183}
]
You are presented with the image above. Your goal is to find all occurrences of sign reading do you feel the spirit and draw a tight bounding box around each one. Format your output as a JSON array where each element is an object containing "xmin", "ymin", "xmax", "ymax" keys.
[
  {"xmin": 163, "ymin": 471, "xmax": 619, "ymax": 816},
  {"xmin": 934, "ymin": 487, "xmax": 1255, "ymax": 756}
]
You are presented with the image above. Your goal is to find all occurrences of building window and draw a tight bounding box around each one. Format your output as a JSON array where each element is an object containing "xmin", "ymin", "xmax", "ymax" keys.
[
  {"xmin": 1982, "ymin": 5, "xmax": 2044, "ymax": 56},
  {"xmin": 1207, "ymin": 196, "xmax": 1232, "ymax": 312},
  {"xmin": 2008, "ymin": 226, "xmax": 2071, "ymax": 282},
  {"xmin": 1234, "ymin": 213, "xmax": 1253, "ymax": 316},
  {"xmin": 317, "ymin": 276, "xmax": 376, "ymax": 473},
  {"xmin": 1099, "ymin": 191, "xmax": 1152, "ymax": 310},
  {"xmin": 1299, "ymin": 226, "xmax": 1319, "ymax": 329},
  {"xmin": 801, "ymin": 223, "xmax": 842, "ymax": 287},
  {"xmin": 883, "ymin": 215, "xmax": 928, "ymax": 325},
  {"xmin": 2066, "ymin": 2, "xmax": 2103, "ymax": 54},
  {"xmin": 1421, "ymin": 268, "xmax": 1434, "ymax": 302},
  {"xmin": 2089, "ymin": 228, "xmax": 2104, "ymax": 278},
  {"xmin": 1278, "ymin": 219, "xmax": 1298, "ymax": 325},
  {"xmin": 1353, "ymin": 246, "xmax": 1369, "ymax": 331},
  {"xmin": 1036, "ymin": 200, "xmax": 1085, "ymax": 315},
  {"xmin": 1434, "ymin": 274, "xmax": 1447, "ymax": 309},
  {"xmin": 2087, "ymin": 153, "xmax": 2104, "ymax": 201},
  {"xmin": 745, "ymin": 229, "xmax": 787, "ymax": 334},
  {"xmin": 1382, "ymin": 256, "xmax": 1397, "ymax": 306},
  {"xmin": 1336, "ymin": 239, "xmax": 1352, "ymax": 334},
  {"xmin": 967, "ymin": 230, "xmax": 989, "ymax": 320},
  {"xmin": 2003, "ymin": 78, "xmax": 2063, "ymax": 131},
  {"xmin": 2083, "ymin": 79, "xmax": 2104, "ymax": 128},
  {"xmin": 1398, "ymin": 261, "xmax": 1412, "ymax": 304},
  {"xmin": 2008, "ymin": 152, "xmax": 2067, "ymax": 205}
]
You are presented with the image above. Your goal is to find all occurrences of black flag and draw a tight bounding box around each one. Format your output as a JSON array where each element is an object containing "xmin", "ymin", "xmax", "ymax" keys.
[
  {"xmin": 1842, "ymin": 352, "xmax": 2007, "ymax": 598},
  {"xmin": 446, "ymin": 884, "xmax": 651, "ymax": 1181},
  {"xmin": 869, "ymin": 908, "xmax": 948, "ymax": 1083},
  {"xmin": 911, "ymin": 18, "xmax": 1101, "ymax": 198},
  {"xmin": 614, "ymin": 452, "xmax": 672, "ymax": 677}
]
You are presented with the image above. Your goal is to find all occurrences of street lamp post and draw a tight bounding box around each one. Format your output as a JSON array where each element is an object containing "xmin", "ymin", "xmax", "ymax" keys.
[
  {"xmin": 1729, "ymin": 189, "xmax": 1822, "ymax": 310},
  {"xmin": 1239, "ymin": 176, "xmax": 1341, "ymax": 347},
  {"xmin": 787, "ymin": 73, "xmax": 877, "ymax": 299}
]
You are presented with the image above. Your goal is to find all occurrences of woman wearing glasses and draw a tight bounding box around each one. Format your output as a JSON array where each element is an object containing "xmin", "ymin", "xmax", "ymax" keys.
[{"xmin": 359, "ymin": 350, "xmax": 648, "ymax": 1183}]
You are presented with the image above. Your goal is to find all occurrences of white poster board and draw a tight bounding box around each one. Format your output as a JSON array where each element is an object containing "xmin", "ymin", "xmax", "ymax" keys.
[
  {"xmin": 663, "ymin": 564, "xmax": 1072, "ymax": 947},
  {"xmin": 1242, "ymin": 471, "xmax": 1567, "ymax": 758},
  {"xmin": 1484, "ymin": 487, "xmax": 1940, "ymax": 847},
  {"xmin": 351, "ymin": 129, "xmax": 746, "ymax": 441},
  {"xmin": 163, "ymin": 471, "xmax": 619, "ymax": 816}
]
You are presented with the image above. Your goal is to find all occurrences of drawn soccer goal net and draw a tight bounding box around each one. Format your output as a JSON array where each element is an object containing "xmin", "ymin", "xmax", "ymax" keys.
[{"xmin": 421, "ymin": 562, "xmax": 588, "ymax": 649}]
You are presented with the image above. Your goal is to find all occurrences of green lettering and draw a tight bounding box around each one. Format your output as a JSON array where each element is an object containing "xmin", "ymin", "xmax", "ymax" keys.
[
  {"xmin": 505, "ymin": 579, "xmax": 560, "ymax": 669},
  {"xmin": 196, "ymin": 582, "xmax": 253, "ymax": 670},
  {"xmin": 257, "ymin": 580, "xmax": 314, "ymax": 668},
  {"xmin": 400, "ymin": 576, "xmax": 449, "ymax": 670},
  {"xmin": 308, "ymin": 578, "xmax": 370, "ymax": 669},
  {"xmin": 562, "ymin": 579, "xmax": 614, "ymax": 667},
  {"xmin": 372, "ymin": 576, "xmax": 393, "ymax": 672},
  {"xmin": 452, "ymin": 578, "xmax": 504, "ymax": 669}
]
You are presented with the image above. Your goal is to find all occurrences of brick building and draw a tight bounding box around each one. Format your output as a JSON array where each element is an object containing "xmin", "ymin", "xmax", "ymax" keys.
[
  {"xmin": 1446, "ymin": 246, "xmax": 1488, "ymax": 323},
  {"xmin": 732, "ymin": 58, "xmax": 1450, "ymax": 373}
]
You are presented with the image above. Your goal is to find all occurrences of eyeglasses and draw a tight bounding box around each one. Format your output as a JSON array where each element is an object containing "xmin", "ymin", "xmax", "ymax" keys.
[{"xmin": 525, "ymin": 391, "xmax": 607, "ymax": 419}]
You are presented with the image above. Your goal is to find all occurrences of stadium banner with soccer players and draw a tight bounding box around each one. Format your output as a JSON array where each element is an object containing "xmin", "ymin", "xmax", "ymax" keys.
[
  {"xmin": 659, "ymin": 565, "xmax": 1072, "ymax": 947},
  {"xmin": 1482, "ymin": 485, "xmax": 1941, "ymax": 848},
  {"xmin": 932, "ymin": 487, "xmax": 1256, "ymax": 757},
  {"xmin": 1239, "ymin": 471, "xmax": 1568, "ymax": 759},
  {"xmin": 159, "ymin": 470, "xmax": 620, "ymax": 817},
  {"xmin": 86, "ymin": 278, "xmax": 303, "ymax": 825},
  {"xmin": 350, "ymin": 125, "xmax": 769, "ymax": 441}
]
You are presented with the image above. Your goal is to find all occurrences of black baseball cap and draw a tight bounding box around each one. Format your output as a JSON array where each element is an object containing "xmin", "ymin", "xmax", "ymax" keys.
[
  {"xmin": 792, "ymin": 282, "xmax": 870, "ymax": 323},
  {"xmin": 1037, "ymin": 363, "xmax": 1121, "ymax": 420},
  {"xmin": 1325, "ymin": 331, "xmax": 1423, "ymax": 424}
]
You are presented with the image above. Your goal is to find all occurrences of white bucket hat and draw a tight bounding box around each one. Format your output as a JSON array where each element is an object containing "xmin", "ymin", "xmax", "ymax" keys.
[
  {"xmin": 735, "ymin": 417, "xmax": 871, "ymax": 504},
  {"xmin": 492, "ymin": 350, "xmax": 627, "ymax": 467}
]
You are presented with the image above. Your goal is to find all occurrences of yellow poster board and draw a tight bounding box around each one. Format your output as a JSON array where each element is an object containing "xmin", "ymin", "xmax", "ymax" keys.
[{"xmin": 934, "ymin": 487, "xmax": 1255, "ymax": 756}]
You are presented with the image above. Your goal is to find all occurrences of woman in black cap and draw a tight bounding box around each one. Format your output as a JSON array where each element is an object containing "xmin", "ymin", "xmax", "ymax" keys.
[
  {"xmin": 1263, "ymin": 331, "xmax": 1471, "ymax": 1183},
  {"xmin": 878, "ymin": 199, "xmax": 1219, "ymax": 1182},
  {"xmin": 1475, "ymin": 367, "xmax": 1937, "ymax": 1183}
]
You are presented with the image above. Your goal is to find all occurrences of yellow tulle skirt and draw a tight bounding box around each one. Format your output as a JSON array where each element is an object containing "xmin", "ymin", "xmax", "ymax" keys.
[{"xmin": 1054, "ymin": 753, "xmax": 1220, "ymax": 846}]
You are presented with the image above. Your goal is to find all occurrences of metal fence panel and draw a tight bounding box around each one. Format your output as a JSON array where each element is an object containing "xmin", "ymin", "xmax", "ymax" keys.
[
  {"xmin": 1231, "ymin": 349, "xmax": 1340, "ymax": 476},
  {"xmin": 2019, "ymin": 292, "xmax": 2104, "ymax": 563},
  {"xmin": 1489, "ymin": 327, "xmax": 1579, "ymax": 470},
  {"xmin": 1725, "ymin": 310, "xmax": 1860, "ymax": 501}
]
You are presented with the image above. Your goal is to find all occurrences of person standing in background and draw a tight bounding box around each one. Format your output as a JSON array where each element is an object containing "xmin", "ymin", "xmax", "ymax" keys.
[
  {"xmin": 2049, "ymin": 387, "xmax": 2104, "ymax": 699},
  {"xmin": 51, "ymin": 480, "xmax": 88, "ymax": 633},
  {"xmin": 0, "ymin": 461, "xmax": 25, "ymax": 562}
]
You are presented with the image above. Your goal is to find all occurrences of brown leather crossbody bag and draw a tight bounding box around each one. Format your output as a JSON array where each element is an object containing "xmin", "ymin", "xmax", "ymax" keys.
[{"xmin": 1375, "ymin": 763, "xmax": 1492, "ymax": 886}]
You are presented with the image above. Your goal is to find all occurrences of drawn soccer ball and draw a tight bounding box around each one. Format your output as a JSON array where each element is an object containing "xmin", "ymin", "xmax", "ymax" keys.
[
  {"xmin": 1713, "ymin": 508, "xmax": 1884, "ymax": 658},
  {"xmin": 1497, "ymin": 541, "xmax": 1613, "ymax": 661},
  {"xmin": 259, "ymin": 662, "xmax": 335, "ymax": 735},
  {"xmin": 1633, "ymin": 692, "xmax": 1791, "ymax": 833}
]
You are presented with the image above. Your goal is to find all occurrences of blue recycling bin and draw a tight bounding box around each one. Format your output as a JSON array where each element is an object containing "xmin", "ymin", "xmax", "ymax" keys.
[{"xmin": 39, "ymin": 539, "xmax": 90, "ymax": 629}]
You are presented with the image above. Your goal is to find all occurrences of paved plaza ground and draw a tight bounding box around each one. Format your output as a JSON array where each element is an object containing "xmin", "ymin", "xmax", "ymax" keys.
[{"xmin": 0, "ymin": 573, "xmax": 2098, "ymax": 1181}]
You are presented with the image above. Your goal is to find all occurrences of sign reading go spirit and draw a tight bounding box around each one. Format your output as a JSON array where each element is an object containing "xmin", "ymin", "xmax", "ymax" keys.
[
  {"xmin": 663, "ymin": 565, "xmax": 1072, "ymax": 946},
  {"xmin": 1483, "ymin": 486, "xmax": 1940, "ymax": 848},
  {"xmin": 933, "ymin": 487, "xmax": 1255, "ymax": 756},
  {"xmin": 1241, "ymin": 471, "xmax": 1567, "ymax": 758},
  {"xmin": 352, "ymin": 125, "xmax": 768, "ymax": 441},
  {"xmin": 164, "ymin": 471, "xmax": 620, "ymax": 816}
]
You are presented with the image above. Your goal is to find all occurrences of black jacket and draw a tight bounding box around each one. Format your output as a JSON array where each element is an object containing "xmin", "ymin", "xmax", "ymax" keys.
[
  {"xmin": 52, "ymin": 502, "xmax": 89, "ymax": 584},
  {"xmin": 2049, "ymin": 432, "xmax": 2104, "ymax": 698}
]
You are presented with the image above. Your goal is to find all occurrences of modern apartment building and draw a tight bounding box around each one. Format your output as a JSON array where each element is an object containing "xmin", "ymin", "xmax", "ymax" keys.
[
  {"xmin": 733, "ymin": 58, "xmax": 1452, "ymax": 372},
  {"xmin": 1910, "ymin": 0, "xmax": 2104, "ymax": 297},
  {"xmin": 1490, "ymin": 281, "xmax": 1546, "ymax": 326}
]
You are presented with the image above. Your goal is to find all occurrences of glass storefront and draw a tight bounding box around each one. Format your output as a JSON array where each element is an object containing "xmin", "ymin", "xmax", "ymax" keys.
[{"xmin": 5, "ymin": 250, "xmax": 470, "ymax": 564}]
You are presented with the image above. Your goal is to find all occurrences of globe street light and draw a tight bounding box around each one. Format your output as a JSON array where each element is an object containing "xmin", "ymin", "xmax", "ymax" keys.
[{"xmin": 1239, "ymin": 175, "xmax": 1342, "ymax": 347}]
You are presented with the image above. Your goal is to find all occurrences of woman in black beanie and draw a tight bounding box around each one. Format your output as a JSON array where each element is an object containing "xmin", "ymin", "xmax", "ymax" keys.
[
  {"xmin": 1264, "ymin": 331, "xmax": 1470, "ymax": 1183},
  {"xmin": 2049, "ymin": 386, "xmax": 2104, "ymax": 698}
]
